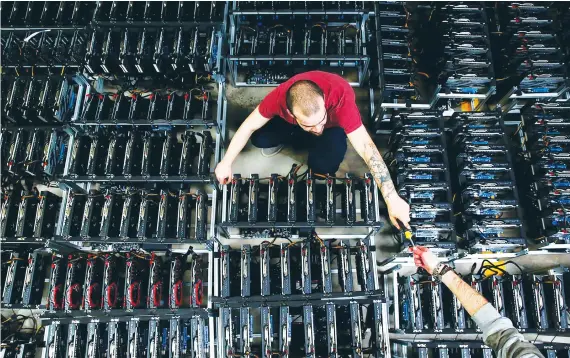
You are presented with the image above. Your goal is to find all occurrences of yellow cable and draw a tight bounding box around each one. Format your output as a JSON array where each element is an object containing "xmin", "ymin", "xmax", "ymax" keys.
[{"xmin": 314, "ymin": 233, "xmax": 325, "ymax": 247}]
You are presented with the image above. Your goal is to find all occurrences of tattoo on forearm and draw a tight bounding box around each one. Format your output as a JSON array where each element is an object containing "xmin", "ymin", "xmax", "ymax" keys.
[{"xmin": 364, "ymin": 142, "xmax": 397, "ymax": 201}]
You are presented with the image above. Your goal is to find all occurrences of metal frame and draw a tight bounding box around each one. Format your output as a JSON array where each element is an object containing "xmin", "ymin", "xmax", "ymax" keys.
[
  {"xmin": 227, "ymin": 5, "xmax": 371, "ymax": 87},
  {"xmin": 372, "ymin": 2, "xmax": 439, "ymax": 114},
  {"xmin": 1, "ymin": 5, "xmax": 229, "ymax": 357}
]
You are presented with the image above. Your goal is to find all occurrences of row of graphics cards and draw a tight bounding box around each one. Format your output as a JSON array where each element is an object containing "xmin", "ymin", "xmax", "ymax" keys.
[
  {"xmin": 522, "ymin": 104, "xmax": 570, "ymax": 247},
  {"xmin": 233, "ymin": 1, "xmax": 372, "ymax": 12},
  {"xmin": 1, "ymin": 76, "xmax": 81, "ymax": 125},
  {"xmin": 218, "ymin": 236, "xmax": 378, "ymax": 300},
  {"xmin": 386, "ymin": 111, "xmax": 456, "ymax": 253},
  {"xmin": 78, "ymin": 87, "xmax": 212, "ymax": 123},
  {"xmin": 234, "ymin": 22, "xmax": 363, "ymax": 57},
  {"xmin": 1, "ymin": 1, "xmax": 92, "ymax": 27},
  {"xmin": 228, "ymin": 1, "xmax": 371, "ymax": 87},
  {"xmin": 1, "ymin": 186, "xmax": 61, "ymax": 240},
  {"xmin": 219, "ymin": 301, "xmax": 386, "ymax": 358},
  {"xmin": 438, "ymin": 3, "xmax": 495, "ymax": 99},
  {"xmin": 391, "ymin": 340, "xmax": 570, "ymax": 358},
  {"xmin": 1, "ymin": 249, "xmax": 205, "ymax": 311},
  {"xmin": 501, "ymin": 2, "xmax": 569, "ymax": 98},
  {"xmin": 374, "ymin": 2, "xmax": 437, "ymax": 107},
  {"xmin": 0, "ymin": 184, "xmax": 209, "ymax": 242},
  {"xmin": 60, "ymin": 187, "xmax": 208, "ymax": 241},
  {"xmin": 91, "ymin": 1, "xmax": 225, "ymax": 24},
  {"xmin": 215, "ymin": 232, "xmax": 386, "ymax": 358},
  {"xmin": 233, "ymin": 18, "xmax": 366, "ymax": 86},
  {"xmin": 1, "ymin": 27, "xmax": 220, "ymax": 74},
  {"xmin": 449, "ymin": 112, "xmax": 526, "ymax": 253},
  {"xmin": 398, "ymin": 267, "xmax": 569, "ymax": 334},
  {"xmin": 65, "ymin": 129, "xmax": 213, "ymax": 180},
  {"xmin": 223, "ymin": 168, "xmax": 380, "ymax": 227},
  {"xmin": 1, "ymin": 128, "xmax": 69, "ymax": 179},
  {"xmin": 42, "ymin": 316, "xmax": 209, "ymax": 358},
  {"xmin": 1, "ymin": 75, "xmax": 214, "ymax": 125},
  {"xmin": 1, "ymin": 128, "xmax": 213, "ymax": 181},
  {"xmin": 0, "ymin": 1, "xmax": 225, "ymax": 27},
  {"xmin": 84, "ymin": 27, "xmax": 219, "ymax": 75}
]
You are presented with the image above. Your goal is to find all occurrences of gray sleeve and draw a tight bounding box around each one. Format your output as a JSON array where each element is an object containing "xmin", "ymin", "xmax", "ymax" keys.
[{"xmin": 471, "ymin": 303, "xmax": 545, "ymax": 358}]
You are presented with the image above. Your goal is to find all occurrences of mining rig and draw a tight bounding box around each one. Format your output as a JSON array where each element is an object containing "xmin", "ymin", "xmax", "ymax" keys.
[
  {"xmin": 3, "ymin": 1, "xmax": 570, "ymax": 358},
  {"xmin": 1, "ymin": 1, "xmax": 227, "ymax": 357},
  {"xmin": 227, "ymin": 1, "xmax": 373, "ymax": 87}
]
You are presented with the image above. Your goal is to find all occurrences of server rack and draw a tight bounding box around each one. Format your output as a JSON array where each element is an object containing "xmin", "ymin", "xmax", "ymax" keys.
[
  {"xmin": 219, "ymin": 168, "xmax": 382, "ymax": 236},
  {"xmin": 385, "ymin": 111, "xmax": 458, "ymax": 255},
  {"xmin": 434, "ymin": 3, "xmax": 497, "ymax": 110},
  {"xmin": 518, "ymin": 103, "xmax": 570, "ymax": 251},
  {"xmin": 448, "ymin": 111, "xmax": 527, "ymax": 253},
  {"xmin": 1, "ymin": 2, "xmax": 229, "ymax": 357},
  {"xmin": 227, "ymin": 1, "xmax": 373, "ymax": 87},
  {"xmin": 372, "ymin": 3, "xmax": 439, "ymax": 111},
  {"xmin": 383, "ymin": 258, "xmax": 570, "ymax": 358},
  {"xmin": 497, "ymin": 2, "xmax": 570, "ymax": 103}
]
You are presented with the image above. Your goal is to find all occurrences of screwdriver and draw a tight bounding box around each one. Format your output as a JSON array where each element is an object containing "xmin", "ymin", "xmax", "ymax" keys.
[
  {"xmin": 404, "ymin": 230, "xmax": 416, "ymax": 247},
  {"xmin": 396, "ymin": 219, "xmax": 415, "ymax": 247}
]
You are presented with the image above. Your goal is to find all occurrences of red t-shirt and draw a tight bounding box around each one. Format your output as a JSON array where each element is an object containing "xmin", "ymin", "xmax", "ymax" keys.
[{"xmin": 258, "ymin": 71, "xmax": 362, "ymax": 134}]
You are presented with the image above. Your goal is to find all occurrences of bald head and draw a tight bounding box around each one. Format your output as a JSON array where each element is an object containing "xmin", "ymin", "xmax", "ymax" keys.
[{"xmin": 286, "ymin": 80, "xmax": 324, "ymax": 117}]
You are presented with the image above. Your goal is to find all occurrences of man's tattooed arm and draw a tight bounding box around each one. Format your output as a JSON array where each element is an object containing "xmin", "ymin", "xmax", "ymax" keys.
[
  {"xmin": 363, "ymin": 141, "xmax": 397, "ymax": 202},
  {"xmin": 348, "ymin": 125, "xmax": 410, "ymax": 227}
]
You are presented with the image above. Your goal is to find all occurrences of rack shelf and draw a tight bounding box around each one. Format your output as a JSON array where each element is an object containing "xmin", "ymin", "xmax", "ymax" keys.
[{"xmin": 60, "ymin": 175, "xmax": 213, "ymax": 184}]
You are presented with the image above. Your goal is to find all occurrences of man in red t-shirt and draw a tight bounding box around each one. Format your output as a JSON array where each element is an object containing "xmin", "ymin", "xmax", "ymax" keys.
[{"xmin": 215, "ymin": 71, "xmax": 410, "ymax": 228}]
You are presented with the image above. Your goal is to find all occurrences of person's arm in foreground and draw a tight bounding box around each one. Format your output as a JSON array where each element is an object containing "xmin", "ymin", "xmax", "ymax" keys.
[
  {"xmin": 215, "ymin": 106, "xmax": 270, "ymax": 184},
  {"xmin": 347, "ymin": 125, "xmax": 411, "ymax": 229},
  {"xmin": 412, "ymin": 246, "xmax": 544, "ymax": 358}
]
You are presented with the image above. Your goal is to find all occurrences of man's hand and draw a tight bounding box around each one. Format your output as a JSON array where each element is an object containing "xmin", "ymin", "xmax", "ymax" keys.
[
  {"xmin": 410, "ymin": 246, "xmax": 439, "ymax": 274},
  {"xmin": 214, "ymin": 160, "xmax": 232, "ymax": 184},
  {"xmin": 214, "ymin": 106, "xmax": 271, "ymax": 184},
  {"xmin": 386, "ymin": 195, "xmax": 411, "ymax": 230}
]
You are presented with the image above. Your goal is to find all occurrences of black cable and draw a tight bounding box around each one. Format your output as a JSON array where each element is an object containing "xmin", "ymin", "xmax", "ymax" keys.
[{"xmin": 501, "ymin": 260, "xmax": 524, "ymax": 275}]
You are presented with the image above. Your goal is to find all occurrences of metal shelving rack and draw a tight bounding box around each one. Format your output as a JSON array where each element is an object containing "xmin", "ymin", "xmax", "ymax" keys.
[
  {"xmin": 379, "ymin": 254, "xmax": 570, "ymax": 356},
  {"xmin": 212, "ymin": 234, "xmax": 389, "ymax": 358},
  {"xmin": 0, "ymin": 3, "xmax": 230, "ymax": 358},
  {"xmin": 226, "ymin": 1, "xmax": 372, "ymax": 87},
  {"xmin": 516, "ymin": 103, "xmax": 570, "ymax": 252},
  {"xmin": 371, "ymin": 3, "xmax": 439, "ymax": 114},
  {"xmin": 433, "ymin": 3, "xmax": 497, "ymax": 112},
  {"xmin": 497, "ymin": 2, "xmax": 570, "ymax": 107},
  {"xmin": 211, "ymin": 164, "xmax": 388, "ymax": 356},
  {"xmin": 383, "ymin": 111, "xmax": 458, "ymax": 257},
  {"xmin": 448, "ymin": 111, "xmax": 527, "ymax": 254}
]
